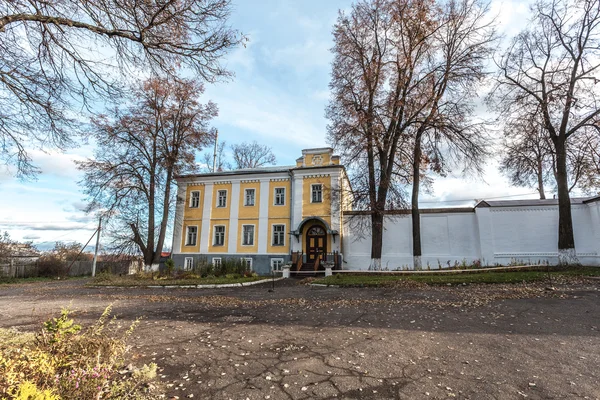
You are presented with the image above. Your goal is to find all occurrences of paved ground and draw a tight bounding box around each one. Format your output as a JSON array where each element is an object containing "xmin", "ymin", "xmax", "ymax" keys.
[{"xmin": 0, "ymin": 278, "xmax": 599, "ymax": 400}]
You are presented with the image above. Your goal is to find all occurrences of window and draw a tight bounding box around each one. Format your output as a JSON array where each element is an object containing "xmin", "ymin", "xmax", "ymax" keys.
[
  {"xmin": 242, "ymin": 225, "xmax": 255, "ymax": 246},
  {"xmin": 272, "ymin": 224, "xmax": 285, "ymax": 246},
  {"xmin": 217, "ymin": 190, "xmax": 227, "ymax": 207},
  {"xmin": 212, "ymin": 257, "xmax": 222, "ymax": 268},
  {"xmin": 186, "ymin": 226, "xmax": 197, "ymax": 246},
  {"xmin": 184, "ymin": 257, "xmax": 193, "ymax": 271},
  {"xmin": 241, "ymin": 257, "xmax": 253, "ymax": 270},
  {"xmin": 244, "ymin": 188, "xmax": 255, "ymax": 206},
  {"xmin": 274, "ymin": 187, "xmax": 285, "ymax": 205},
  {"xmin": 190, "ymin": 191, "xmax": 200, "ymax": 208},
  {"xmin": 312, "ymin": 184, "xmax": 323, "ymax": 203},
  {"xmin": 271, "ymin": 258, "xmax": 284, "ymax": 271},
  {"xmin": 214, "ymin": 225, "xmax": 225, "ymax": 246}
]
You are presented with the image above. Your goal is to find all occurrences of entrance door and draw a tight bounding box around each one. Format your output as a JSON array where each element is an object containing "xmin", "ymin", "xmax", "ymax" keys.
[{"xmin": 306, "ymin": 225, "xmax": 327, "ymax": 263}]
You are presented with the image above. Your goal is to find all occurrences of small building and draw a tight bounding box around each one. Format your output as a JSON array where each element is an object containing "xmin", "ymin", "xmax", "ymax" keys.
[{"xmin": 171, "ymin": 148, "xmax": 349, "ymax": 275}]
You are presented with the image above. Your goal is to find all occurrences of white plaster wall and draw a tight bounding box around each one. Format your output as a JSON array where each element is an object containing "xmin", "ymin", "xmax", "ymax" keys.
[
  {"xmin": 342, "ymin": 212, "xmax": 480, "ymax": 270},
  {"xmin": 488, "ymin": 205, "xmax": 599, "ymax": 266},
  {"xmin": 342, "ymin": 204, "xmax": 600, "ymax": 270}
]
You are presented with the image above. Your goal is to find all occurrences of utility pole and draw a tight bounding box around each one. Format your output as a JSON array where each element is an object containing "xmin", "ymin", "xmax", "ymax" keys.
[
  {"xmin": 91, "ymin": 215, "xmax": 102, "ymax": 277},
  {"xmin": 212, "ymin": 130, "xmax": 219, "ymax": 172}
]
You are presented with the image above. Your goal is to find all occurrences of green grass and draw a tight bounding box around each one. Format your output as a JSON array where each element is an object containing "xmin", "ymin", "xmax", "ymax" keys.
[
  {"xmin": 312, "ymin": 267, "xmax": 600, "ymax": 287},
  {"xmin": 90, "ymin": 274, "xmax": 267, "ymax": 287}
]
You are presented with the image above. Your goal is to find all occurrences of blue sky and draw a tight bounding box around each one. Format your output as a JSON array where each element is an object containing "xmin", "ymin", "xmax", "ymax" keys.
[{"xmin": 0, "ymin": 0, "xmax": 539, "ymax": 249}]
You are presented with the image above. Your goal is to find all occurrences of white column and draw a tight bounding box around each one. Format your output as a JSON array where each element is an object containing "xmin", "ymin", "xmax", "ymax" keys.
[
  {"xmin": 171, "ymin": 183, "xmax": 187, "ymax": 254},
  {"xmin": 291, "ymin": 175, "xmax": 303, "ymax": 253},
  {"xmin": 257, "ymin": 179, "xmax": 270, "ymax": 253},
  {"xmin": 200, "ymin": 183, "xmax": 213, "ymax": 253},
  {"xmin": 228, "ymin": 181, "xmax": 240, "ymax": 253},
  {"xmin": 329, "ymin": 172, "xmax": 341, "ymax": 252}
]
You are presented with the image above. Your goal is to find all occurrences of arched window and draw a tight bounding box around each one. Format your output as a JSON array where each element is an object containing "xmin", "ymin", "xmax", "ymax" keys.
[{"xmin": 307, "ymin": 226, "xmax": 326, "ymax": 236}]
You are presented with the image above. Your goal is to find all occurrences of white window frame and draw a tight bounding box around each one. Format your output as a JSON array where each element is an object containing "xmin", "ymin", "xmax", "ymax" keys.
[
  {"xmin": 272, "ymin": 224, "xmax": 286, "ymax": 246},
  {"xmin": 242, "ymin": 224, "xmax": 255, "ymax": 246},
  {"xmin": 270, "ymin": 258, "xmax": 284, "ymax": 272},
  {"xmin": 189, "ymin": 191, "xmax": 200, "ymax": 208},
  {"xmin": 311, "ymin": 184, "xmax": 323, "ymax": 203},
  {"xmin": 184, "ymin": 257, "xmax": 194, "ymax": 271},
  {"xmin": 241, "ymin": 257, "xmax": 253, "ymax": 270},
  {"xmin": 217, "ymin": 190, "xmax": 227, "ymax": 208},
  {"xmin": 244, "ymin": 188, "xmax": 255, "ymax": 206},
  {"xmin": 185, "ymin": 226, "xmax": 198, "ymax": 246},
  {"xmin": 274, "ymin": 187, "xmax": 286, "ymax": 206},
  {"xmin": 212, "ymin": 257, "xmax": 222, "ymax": 267},
  {"xmin": 213, "ymin": 225, "xmax": 226, "ymax": 246}
]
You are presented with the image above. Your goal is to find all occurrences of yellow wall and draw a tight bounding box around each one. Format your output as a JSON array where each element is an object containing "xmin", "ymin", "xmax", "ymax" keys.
[
  {"xmin": 184, "ymin": 185, "xmax": 204, "ymax": 219},
  {"xmin": 239, "ymin": 182, "xmax": 260, "ymax": 219},
  {"xmin": 208, "ymin": 220, "xmax": 229, "ymax": 253},
  {"xmin": 268, "ymin": 180, "xmax": 291, "ymax": 218},
  {"xmin": 237, "ymin": 219, "xmax": 259, "ymax": 253},
  {"xmin": 302, "ymin": 176, "xmax": 331, "ymax": 218},
  {"xmin": 211, "ymin": 183, "xmax": 232, "ymax": 219},
  {"xmin": 267, "ymin": 218, "xmax": 290, "ymax": 254},
  {"xmin": 304, "ymin": 153, "xmax": 331, "ymax": 166},
  {"xmin": 180, "ymin": 223, "xmax": 201, "ymax": 253},
  {"xmin": 181, "ymin": 184, "xmax": 204, "ymax": 253}
]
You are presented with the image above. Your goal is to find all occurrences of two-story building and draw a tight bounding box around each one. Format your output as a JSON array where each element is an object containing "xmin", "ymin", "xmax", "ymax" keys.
[{"xmin": 171, "ymin": 147, "xmax": 351, "ymax": 275}]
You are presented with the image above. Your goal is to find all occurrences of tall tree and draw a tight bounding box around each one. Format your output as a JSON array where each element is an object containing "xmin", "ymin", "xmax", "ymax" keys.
[
  {"xmin": 499, "ymin": 109, "xmax": 555, "ymax": 199},
  {"xmin": 489, "ymin": 0, "xmax": 600, "ymax": 264},
  {"xmin": 1, "ymin": 0, "xmax": 242, "ymax": 177},
  {"xmin": 231, "ymin": 141, "xmax": 277, "ymax": 169},
  {"xmin": 327, "ymin": 0, "xmax": 495, "ymax": 269},
  {"xmin": 77, "ymin": 78, "xmax": 216, "ymax": 268}
]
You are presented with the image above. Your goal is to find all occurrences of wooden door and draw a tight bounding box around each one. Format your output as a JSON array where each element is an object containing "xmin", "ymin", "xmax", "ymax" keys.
[{"xmin": 306, "ymin": 226, "xmax": 327, "ymax": 262}]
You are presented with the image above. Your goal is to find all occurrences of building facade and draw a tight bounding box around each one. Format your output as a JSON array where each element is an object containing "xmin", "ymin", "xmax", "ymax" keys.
[
  {"xmin": 171, "ymin": 148, "xmax": 350, "ymax": 275},
  {"xmin": 171, "ymin": 147, "xmax": 600, "ymax": 273}
]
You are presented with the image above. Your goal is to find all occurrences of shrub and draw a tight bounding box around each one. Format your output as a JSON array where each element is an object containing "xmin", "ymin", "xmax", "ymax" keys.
[
  {"xmin": 164, "ymin": 258, "xmax": 175, "ymax": 277},
  {"xmin": 0, "ymin": 306, "xmax": 159, "ymax": 400},
  {"xmin": 36, "ymin": 255, "xmax": 67, "ymax": 277}
]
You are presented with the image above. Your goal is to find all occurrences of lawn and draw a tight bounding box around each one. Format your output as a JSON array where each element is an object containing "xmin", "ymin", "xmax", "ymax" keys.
[
  {"xmin": 90, "ymin": 273, "xmax": 268, "ymax": 287},
  {"xmin": 312, "ymin": 266, "xmax": 600, "ymax": 287}
]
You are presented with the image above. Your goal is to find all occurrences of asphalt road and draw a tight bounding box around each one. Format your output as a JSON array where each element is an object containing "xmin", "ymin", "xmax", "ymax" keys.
[{"xmin": 0, "ymin": 278, "xmax": 598, "ymax": 400}]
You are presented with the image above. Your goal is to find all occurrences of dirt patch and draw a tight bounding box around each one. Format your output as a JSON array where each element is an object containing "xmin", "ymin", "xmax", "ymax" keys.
[{"xmin": 0, "ymin": 278, "xmax": 599, "ymax": 399}]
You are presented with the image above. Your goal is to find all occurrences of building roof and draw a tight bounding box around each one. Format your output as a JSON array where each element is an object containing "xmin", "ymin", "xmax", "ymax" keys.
[
  {"xmin": 583, "ymin": 194, "xmax": 600, "ymax": 204},
  {"xmin": 175, "ymin": 164, "xmax": 344, "ymax": 180},
  {"xmin": 475, "ymin": 197, "xmax": 596, "ymax": 208}
]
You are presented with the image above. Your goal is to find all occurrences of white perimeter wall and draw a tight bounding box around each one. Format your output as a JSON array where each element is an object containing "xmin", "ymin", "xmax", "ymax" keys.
[{"xmin": 342, "ymin": 203, "xmax": 600, "ymax": 270}]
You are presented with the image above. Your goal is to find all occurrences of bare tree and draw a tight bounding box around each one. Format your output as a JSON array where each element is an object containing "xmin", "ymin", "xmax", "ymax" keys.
[
  {"xmin": 327, "ymin": 0, "xmax": 495, "ymax": 269},
  {"xmin": 489, "ymin": 0, "xmax": 600, "ymax": 264},
  {"xmin": 200, "ymin": 139, "xmax": 230, "ymax": 172},
  {"xmin": 500, "ymin": 106, "xmax": 600, "ymax": 198},
  {"xmin": 499, "ymin": 109, "xmax": 555, "ymax": 199},
  {"xmin": 77, "ymin": 78, "xmax": 216, "ymax": 268},
  {"xmin": 0, "ymin": 0, "xmax": 243, "ymax": 178},
  {"xmin": 230, "ymin": 141, "xmax": 276, "ymax": 169}
]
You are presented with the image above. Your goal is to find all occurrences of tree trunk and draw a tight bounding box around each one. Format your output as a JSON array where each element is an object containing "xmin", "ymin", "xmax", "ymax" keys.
[
  {"xmin": 537, "ymin": 158, "xmax": 546, "ymax": 200},
  {"xmin": 411, "ymin": 135, "xmax": 423, "ymax": 270},
  {"xmin": 153, "ymin": 168, "xmax": 174, "ymax": 267},
  {"xmin": 370, "ymin": 211, "xmax": 383, "ymax": 271},
  {"xmin": 554, "ymin": 137, "xmax": 578, "ymax": 265}
]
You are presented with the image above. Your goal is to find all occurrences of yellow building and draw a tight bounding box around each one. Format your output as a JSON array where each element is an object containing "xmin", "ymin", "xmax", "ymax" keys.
[{"xmin": 171, "ymin": 148, "xmax": 351, "ymax": 274}]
